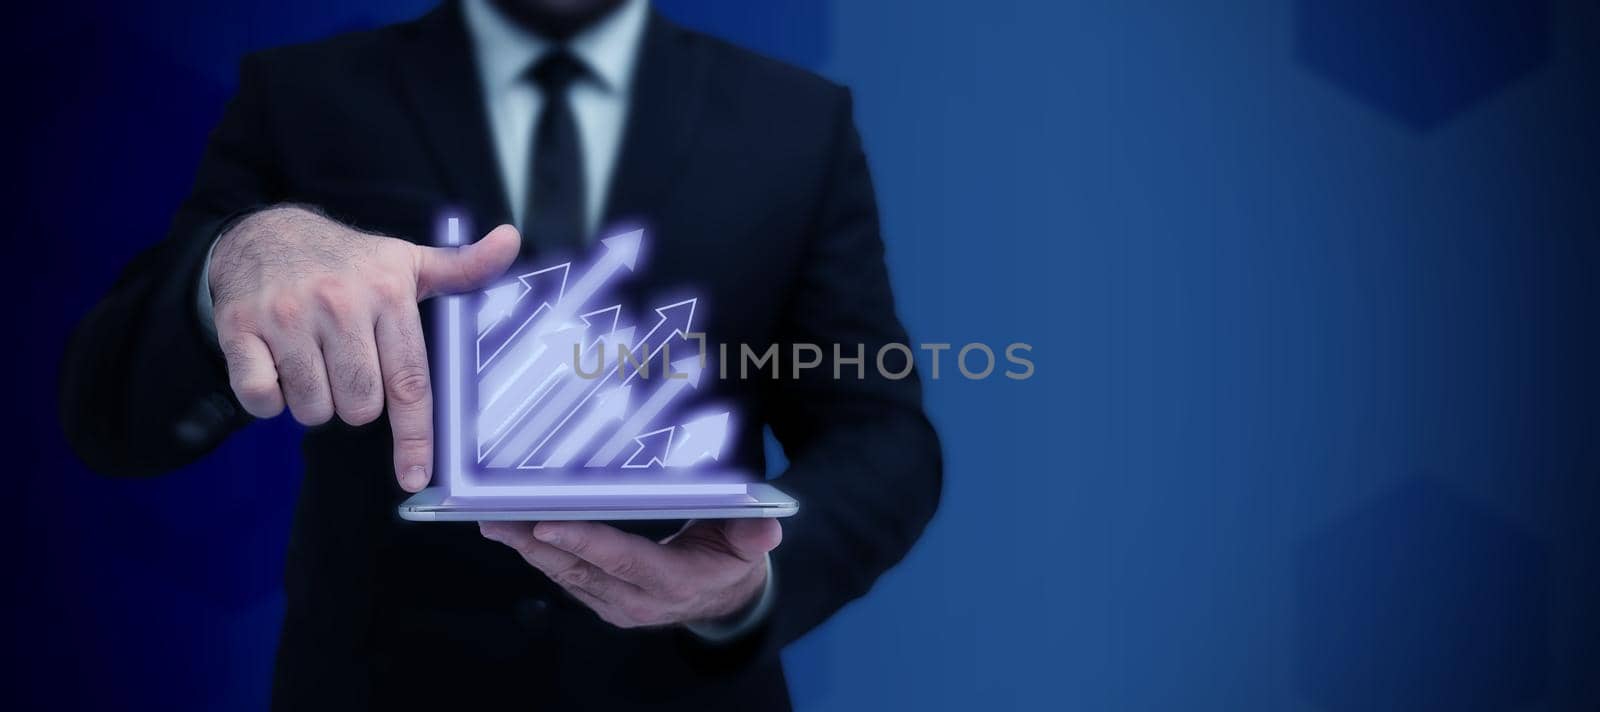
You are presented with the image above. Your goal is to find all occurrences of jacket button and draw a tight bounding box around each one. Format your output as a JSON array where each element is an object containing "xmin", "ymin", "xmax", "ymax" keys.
[{"xmin": 515, "ymin": 597, "xmax": 550, "ymax": 631}]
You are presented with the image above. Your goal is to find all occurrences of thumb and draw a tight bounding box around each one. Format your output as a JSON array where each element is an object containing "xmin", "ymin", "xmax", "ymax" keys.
[
  {"xmin": 414, "ymin": 224, "xmax": 521, "ymax": 299},
  {"xmin": 722, "ymin": 518, "xmax": 783, "ymax": 561}
]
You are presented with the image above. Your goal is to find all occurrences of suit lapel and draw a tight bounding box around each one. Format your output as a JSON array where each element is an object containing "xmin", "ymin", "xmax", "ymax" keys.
[
  {"xmin": 392, "ymin": 1, "xmax": 514, "ymax": 239},
  {"xmin": 600, "ymin": 11, "xmax": 710, "ymax": 234}
]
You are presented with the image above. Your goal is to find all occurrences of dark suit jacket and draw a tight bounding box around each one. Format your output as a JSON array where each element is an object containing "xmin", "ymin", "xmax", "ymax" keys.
[{"xmin": 59, "ymin": 3, "xmax": 941, "ymax": 709}]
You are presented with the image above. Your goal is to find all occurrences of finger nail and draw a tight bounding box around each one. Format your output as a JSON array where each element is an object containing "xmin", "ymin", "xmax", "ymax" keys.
[{"xmin": 403, "ymin": 466, "xmax": 428, "ymax": 491}]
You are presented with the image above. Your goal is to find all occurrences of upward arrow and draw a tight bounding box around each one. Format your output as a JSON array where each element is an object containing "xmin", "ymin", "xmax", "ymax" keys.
[
  {"xmin": 528, "ymin": 300, "xmax": 694, "ymax": 461},
  {"xmin": 579, "ymin": 304, "xmax": 623, "ymax": 347},
  {"xmin": 607, "ymin": 298, "xmax": 696, "ymax": 385},
  {"xmin": 663, "ymin": 411, "xmax": 730, "ymax": 468},
  {"xmin": 629, "ymin": 298, "xmax": 695, "ymax": 364},
  {"xmin": 477, "ymin": 262, "xmax": 569, "ymax": 370},
  {"xmin": 477, "ymin": 280, "xmax": 527, "ymax": 335},
  {"xmin": 622, "ymin": 426, "xmax": 676, "ymax": 469},
  {"xmin": 477, "ymin": 324, "xmax": 585, "ymax": 455},
  {"xmin": 484, "ymin": 327, "xmax": 632, "ymax": 468},
  {"xmin": 485, "ymin": 367, "xmax": 594, "ymax": 468},
  {"xmin": 585, "ymin": 357, "xmax": 705, "ymax": 468},
  {"xmin": 477, "ymin": 230, "xmax": 641, "ymax": 396},
  {"xmin": 536, "ymin": 230, "xmax": 642, "ymax": 329}
]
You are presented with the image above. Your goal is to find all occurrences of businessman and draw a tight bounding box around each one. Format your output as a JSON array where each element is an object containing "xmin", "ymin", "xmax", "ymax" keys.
[{"xmin": 59, "ymin": 0, "xmax": 941, "ymax": 708}]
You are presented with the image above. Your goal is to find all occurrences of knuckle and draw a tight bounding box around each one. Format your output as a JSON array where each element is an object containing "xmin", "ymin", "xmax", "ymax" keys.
[
  {"xmin": 275, "ymin": 353, "xmax": 332, "ymax": 423},
  {"xmin": 275, "ymin": 352, "xmax": 319, "ymax": 393},
  {"xmin": 231, "ymin": 376, "xmax": 280, "ymax": 405},
  {"xmin": 267, "ymin": 296, "xmax": 306, "ymax": 330},
  {"xmin": 393, "ymin": 432, "xmax": 431, "ymax": 453},
  {"xmin": 332, "ymin": 351, "xmax": 380, "ymax": 401},
  {"xmin": 559, "ymin": 565, "xmax": 593, "ymax": 588},
  {"xmin": 344, "ymin": 368, "xmax": 380, "ymax": 402},
  {"xmin": 213, "ymin": 304, "xmax": 256, "ymax": 333},
  {"xmin": 274, "ymin": 351, "xmax": 310, "ymax": 385},
  {"xmin": 310, "ymin": 280, "xmax": 353, "ymax": 315},
  {"xmin": 339, "ymin": 401, "xmax": 383, "ymax": 426},
  {"xmin": 386, "ymin": 366, "xmax": 431, "ymax": 406},
  {"xmin": 219, "ymin": 337, "xmax": 259, "ymax": 366}
]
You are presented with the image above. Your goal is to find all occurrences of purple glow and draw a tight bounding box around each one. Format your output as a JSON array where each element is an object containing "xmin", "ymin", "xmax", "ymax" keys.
[
  {"xmin": 586, "ymin": 356, "xmax": 704, "ymax": 467},
  {"xmin": 539, "ymin": 384, "xmax": 632, "ymax": 469},
  {"xmin": 663, "ymin": 411, "xmax": 732, "ymax": 467},
  {"xmin": 622, "ymin": 426, "xmax": 676, "ymax": 469},
  {"xmin": 433, "ymin": 221, "xmax": 739, "ymax": 496}
]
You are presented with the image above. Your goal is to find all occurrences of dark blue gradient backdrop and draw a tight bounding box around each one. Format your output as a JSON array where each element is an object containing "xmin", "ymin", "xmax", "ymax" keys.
[{"xmin": 8, "ymin": 1, "xmax": 1599, "ymax": 710}]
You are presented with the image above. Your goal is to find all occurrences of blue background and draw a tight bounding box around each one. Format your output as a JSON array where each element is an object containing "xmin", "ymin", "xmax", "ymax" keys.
[{"xmin": 8, "ymin": 1, "xmax": 1599, "ymax": 709}]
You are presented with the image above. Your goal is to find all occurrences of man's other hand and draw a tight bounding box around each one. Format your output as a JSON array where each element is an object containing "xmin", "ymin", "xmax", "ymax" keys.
[
  {"xmin": 208, "ymin": 205, "xmax": 520, "ymax": 491},
  {"xmin": 479, "ymin": 518, "xmax": 781, "ymax": 629}
]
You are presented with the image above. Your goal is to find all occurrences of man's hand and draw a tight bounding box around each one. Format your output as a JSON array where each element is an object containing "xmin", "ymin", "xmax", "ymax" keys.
[
  {"xmin": 208, "ymin": 205, "xmax": 520, "ymax": 491},
  {"xmin": 479, "ymin": 518, "xmax": 782, "ymax": 629}
]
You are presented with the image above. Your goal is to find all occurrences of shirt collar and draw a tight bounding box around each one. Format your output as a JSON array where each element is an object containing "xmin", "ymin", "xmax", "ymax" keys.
[{"xmin": 462, "ymin": 0, "xmax": 649, "ymax": 93}]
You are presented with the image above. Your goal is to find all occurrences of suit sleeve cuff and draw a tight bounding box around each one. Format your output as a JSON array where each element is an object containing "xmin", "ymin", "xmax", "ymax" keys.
[
  {"xmin": 685, "ymin": 554, "xmax": 775, "ymax": 643},
  {"xmin": 196, "ymin": 231, "xmax": 222, "ymax": 343}
]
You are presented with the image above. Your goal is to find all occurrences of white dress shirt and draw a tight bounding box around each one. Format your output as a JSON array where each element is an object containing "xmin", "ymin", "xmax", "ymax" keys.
[{"xmin": 200, "ymin": 0, "xmax": 773, "ymax": 641}]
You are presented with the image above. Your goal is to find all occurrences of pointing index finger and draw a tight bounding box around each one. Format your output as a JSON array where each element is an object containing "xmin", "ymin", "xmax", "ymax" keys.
[{"xmin": 376, "ymin": 303, "xmax": 432, "ymax": 491}]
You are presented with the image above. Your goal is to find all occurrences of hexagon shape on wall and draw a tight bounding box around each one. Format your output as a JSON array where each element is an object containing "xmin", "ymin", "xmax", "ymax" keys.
[
  {"xmin": 1294, "ymin": 0, "xmax": 1549, "ymax": 131},
  {"xmin": 1294, "ymin": 478, "xmax": 1549, "ymax": 711}
]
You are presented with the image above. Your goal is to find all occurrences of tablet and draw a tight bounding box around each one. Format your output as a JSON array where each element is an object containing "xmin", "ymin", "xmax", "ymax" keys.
[{"xmin": 398, "ymin": 482, "xmax": 798, "ymax": 521}]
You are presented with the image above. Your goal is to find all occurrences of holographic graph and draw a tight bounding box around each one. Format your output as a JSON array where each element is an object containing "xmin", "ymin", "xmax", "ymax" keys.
[{"xmin": 436, "ymin": 218, "xmax": 737, "ymax": 495}]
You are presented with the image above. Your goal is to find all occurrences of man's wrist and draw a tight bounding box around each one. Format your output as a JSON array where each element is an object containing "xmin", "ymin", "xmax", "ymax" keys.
[
  {"xmin": 686, "ymin": 554, "xmax": 775, "ymax": 642},
  {"xmin": 196, "ymin": 208, "xmax": 266, "ymax": 344}
]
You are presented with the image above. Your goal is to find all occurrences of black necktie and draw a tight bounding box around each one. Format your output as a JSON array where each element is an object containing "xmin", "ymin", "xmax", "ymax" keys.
[{"xmin": 523, "ymin": 50, "xmax": 589, "ymax": 259}]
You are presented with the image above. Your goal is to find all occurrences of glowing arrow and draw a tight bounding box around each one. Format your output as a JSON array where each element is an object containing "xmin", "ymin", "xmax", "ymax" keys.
[
  {"xmin": 478, "ymin": 231, "xmax": 641, "ymax": 399},
  {"xmin": 579, "ymin": 304, "xmax": 622, "ymax": 344},
  {"xmin": 528, "ymin": 300, "xmax": 692, "ymax": 460},
  {"xmin": 477, "ymin": 324, "xmax": 584, "ymax": 455},
  {"xmin": 486, "ymin": 375, "xmax": 592, "ymax": 468},
  {"xmin": 534, "ymin": 230, "xmax": 641, "ymax": 331},
  {"xmin": 621, "ymin": 318, "xmax": 701, "ymax": 387},
  {"xmin": 663, "ymin": 411, "xmax": 730, "ymax": 467},
  {"xmin": 477, "ymin": 263, "xmax": 568, "ymax": 370},
  {"xmin": 627, "ymin": 299, "xmax": 694, "ymax": 367},
  {"xmin": 486, "ymin": 328, "xmax": 634, "ymax": 468},
  {"xmin": 596, "ymin": 326, "xmax": 636, "ymax": 364},
  {"xmin": 477, "ymin": 281, "xmax": 526, "ymax": 334},
  {"xmin": 535, "ymin": 384, "xmax": 632, "ymax": 469},
  {"xmin": 622, "ymin": 426, "xmax": 675, "ymax": 469},
  {"xmin": 585, "ymin": 356, "xmax": 704, "ymax": 468}
]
